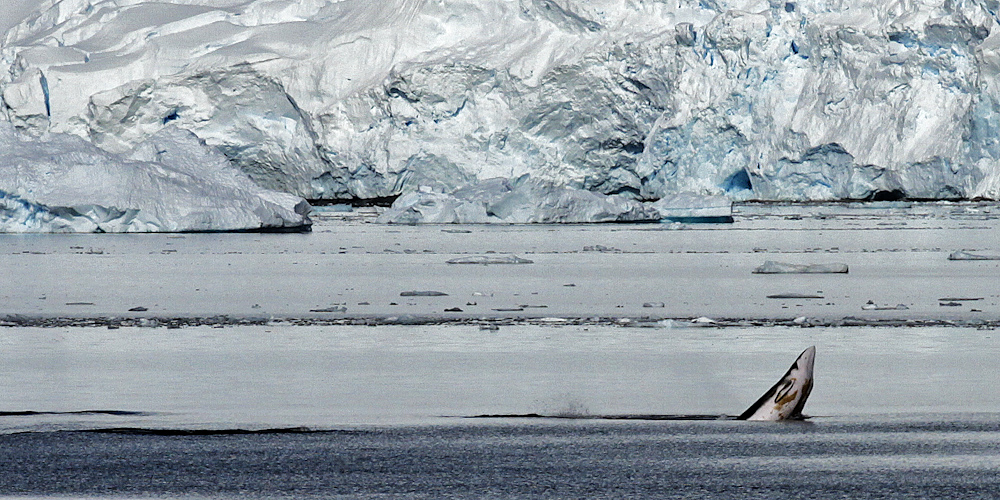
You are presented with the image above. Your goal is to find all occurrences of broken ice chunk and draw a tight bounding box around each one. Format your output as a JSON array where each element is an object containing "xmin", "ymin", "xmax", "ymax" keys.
[
  {"xmin": 861, "ymin": 300, "xmax": 909, "ymax": 310},
  {"xmin": 446, "ymin": 255, "xmax": 533, "ymax": 264},
  {"xmin": 948, "ymin": 251, "xmax": 1000, "ymax": 260},
  {"xmin": 754, "ymin": 261, "xmax": 849, "ymax": 274},
  {"xmin": 309, "ymin": 306, "xmax": 347, "ymax": 313}
]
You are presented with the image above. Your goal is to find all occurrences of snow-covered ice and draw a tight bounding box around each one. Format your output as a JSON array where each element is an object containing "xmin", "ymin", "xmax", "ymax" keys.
[
  {"xmin": 0, "ymin": 122, "xmax": 310, "ymax": 232},
  {"xmin": 753, "ymin": 261, "xmax": 849, "ymax": 274},
  {"xmin": 446, "ymin": 255, "xmax": 534, "ymax": 265},
  {"xmin": 1, "ymin": 201, "xmax": 998, "ymax": 322},
  {"xmin": 4, "ymin": 0, "xmax": 1000, "ymax": 203},
  {"xmin": 948, "ymin": 250, "xmax": 1000, "ymax": 261}
]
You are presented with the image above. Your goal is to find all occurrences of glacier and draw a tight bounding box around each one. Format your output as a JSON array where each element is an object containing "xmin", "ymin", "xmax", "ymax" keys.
[
  {"xmin": 0, "ymin": 122, "xmax": 311, "ymax": 232},
  {"xmin": 3, "ymin": 0, "xmax": 1000, "ymax": 205},
  {"xmin": 376, "ymin": 176, "xmax": 732, "ymax": 223}
]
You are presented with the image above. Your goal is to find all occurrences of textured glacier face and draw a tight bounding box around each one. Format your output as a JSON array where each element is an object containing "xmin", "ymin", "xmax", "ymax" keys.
[
  {"xmin": 3, "ymin": 0, "xmax": 1000, "ymax": 201},
  {"xmin": 376, "ymin": 176, "xmax": 732, "ymax": 224},
  {"xmin": 0, "ymin": 122, "xmax": 311, "ymax": 232}
]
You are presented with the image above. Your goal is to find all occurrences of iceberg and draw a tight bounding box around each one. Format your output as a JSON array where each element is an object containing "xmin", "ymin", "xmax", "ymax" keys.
[
  {"xmin": 0, "ymin": 123, "xmax": 310, "ymax": 232},
  {"xmin": 3, "ymin": 1, "xmax": 1000, "ymax": 202}
]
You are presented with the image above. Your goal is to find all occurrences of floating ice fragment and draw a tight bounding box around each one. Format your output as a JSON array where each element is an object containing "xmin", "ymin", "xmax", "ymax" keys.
[
  {"xmin": 446, "ymin": 255, "xmax": 533, "ymax": 265},
  {"xmin": 309, "ymin": 306, "xmax": 347, "ymax": 313},
  {"xmin": 948, "ymin": 251, "xmax": 1000, "ymax": 261},
  {"xmin": 862, "ymin": 300, "xmax": 909, "ymax": 310},
  {"xmin": 754, "ymin": 261, "xmax": 849, "ymax": 274}
]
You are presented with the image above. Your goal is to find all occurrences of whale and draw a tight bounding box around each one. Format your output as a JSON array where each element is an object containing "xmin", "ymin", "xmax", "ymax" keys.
[{"xmin": 737, "ymin": 346, "xmax": 815, "ymax": 421}]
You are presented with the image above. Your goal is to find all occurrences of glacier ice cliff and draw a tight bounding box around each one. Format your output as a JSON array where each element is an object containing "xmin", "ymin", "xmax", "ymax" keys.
[
  {"xmin": 375, "ymin": 176, "xmax": 732, "ymax": 223},
  {"xmin": 0, "ymin": 122, "xmax": 311, "ymax": 232},
  {"xmin": 4, "ymin": 0, "xmax": 1000, "ymax": 203}
]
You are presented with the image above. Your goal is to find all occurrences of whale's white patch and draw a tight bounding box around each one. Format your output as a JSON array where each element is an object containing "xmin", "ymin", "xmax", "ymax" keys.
[{"xmin": 738, "ymin": 346, "xmax": 815, "ymax": 421}]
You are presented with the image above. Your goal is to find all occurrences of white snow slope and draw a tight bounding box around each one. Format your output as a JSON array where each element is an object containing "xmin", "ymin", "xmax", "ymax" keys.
[
  {"xmin": 4, "ymin": 0, "xmax": 1000, "ymax": 202},
  {"xmin": 0, "ymin": 122, "xmax": 311, "ymax": 232}
]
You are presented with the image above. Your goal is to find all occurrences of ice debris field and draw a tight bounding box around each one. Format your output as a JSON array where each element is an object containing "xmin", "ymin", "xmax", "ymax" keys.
[{"xmin": 5, "ymin": 0, "xmax": 1000, "ymax": 231}]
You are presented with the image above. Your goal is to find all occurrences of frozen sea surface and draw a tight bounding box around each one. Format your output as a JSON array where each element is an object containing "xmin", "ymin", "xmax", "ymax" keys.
[{"xmin": 1, "ymin": 202, "xmax": 998, "ymax": 323}]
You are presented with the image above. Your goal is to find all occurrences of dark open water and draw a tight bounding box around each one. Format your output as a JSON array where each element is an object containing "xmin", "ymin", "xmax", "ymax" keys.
[{"xmin": 3, "ymin": 415, "xmax": 1000, "ymax": 499}]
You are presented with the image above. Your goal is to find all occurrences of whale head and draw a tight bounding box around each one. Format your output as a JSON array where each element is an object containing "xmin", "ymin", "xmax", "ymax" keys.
[{"xmin": 738, "ymin": 346, "xmax": 815, "ymax": 421}]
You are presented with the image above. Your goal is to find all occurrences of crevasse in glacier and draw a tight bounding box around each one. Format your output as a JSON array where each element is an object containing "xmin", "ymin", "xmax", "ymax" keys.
[
  {"xmin": 3, "ymin": 0, "xmax": 1000, "ymax": 202},
  {"xmin": 0, "ymin": 122, "xmax": 311, "ymax": 232}
]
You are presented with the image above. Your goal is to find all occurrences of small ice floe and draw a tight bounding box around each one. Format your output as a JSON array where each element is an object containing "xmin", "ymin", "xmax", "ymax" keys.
[
  {"xmin": 754, "ymin": 261, "xmax": 849, "ymax": 274},
  {"xmin": 643, "ymin": 302, "xmax": 666, "ymax": 308},
  {"xmin": 767, "ymin": 293, "xmax": 824, "ymax": 299},
  {"xmin": 583, "ymin": 245, "xmax": 620, "ymax": 252},
  {"xmin": 691, "ymin": 317, "xmax": 716, "ymax": 324},
  {"xmin": 793, "ymin": 316, "xmax": 808, "ymax": 324},
  {"xmin": 446, "ymin": 255, "xmax": 533, "ymax": 265},
  {"xmin": 400, "ymin": 290, "xmax": 448, "ymax": 296},
  {"xmin": 948, "ymin": 251, "xmax": 1000, "ymax": 260},
  {"xmin": 861, "ymin": 300, "xmax": 908, "ymax": 310},
  {"xmin": 309, "ymin": 306, "xmax": 347, "ymax": 313}
]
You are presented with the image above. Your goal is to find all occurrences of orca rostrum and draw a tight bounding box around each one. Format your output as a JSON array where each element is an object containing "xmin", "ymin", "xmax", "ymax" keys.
[{"xmin": 738, "ymin": 346, "xmax": 815, "ymax": 421}]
